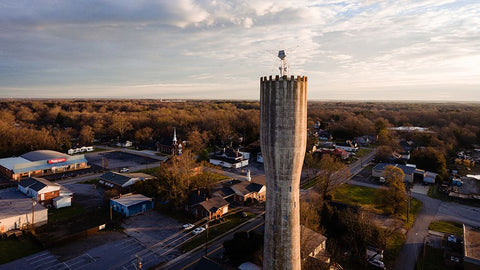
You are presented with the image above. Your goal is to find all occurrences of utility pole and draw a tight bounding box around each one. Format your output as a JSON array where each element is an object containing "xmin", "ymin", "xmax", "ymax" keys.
[
  {"xmin": 31, "ymin": 200, "xmax": 36, "ymax": 229},
  {"xmin": 205, "ymin": 221, "xmax": 209, "ymax": 257}
]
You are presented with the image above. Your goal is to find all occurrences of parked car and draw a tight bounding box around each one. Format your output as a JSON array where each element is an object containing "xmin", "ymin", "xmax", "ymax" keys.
[
  {"xmin": 367, "ymin": 259, "xmax": 385, "ymax": 269},
  {"xmin": 119, "ymin": 168, "xmax": 129, "ymax": 173},
  {"xmin": 182, "ymin": 223, "xmax": 194, "ymax": 230},
  {"xmin": 240, "ymin": 211, "xmax": 248, "ymax": 218},
  {"xmin": 192, "ymin": 227, "xmax": 206, "ymax": 235}
]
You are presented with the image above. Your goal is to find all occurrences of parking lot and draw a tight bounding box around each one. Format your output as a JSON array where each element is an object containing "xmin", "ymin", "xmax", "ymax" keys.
[{"xmin": 86, "ymin": 150, "xmax": 160, "ymax": 170}]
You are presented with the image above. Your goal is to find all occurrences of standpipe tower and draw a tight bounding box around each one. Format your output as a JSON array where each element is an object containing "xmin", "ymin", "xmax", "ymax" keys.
[{"xmin": 260, "ymin": 50, "xmax": 307, "ymax": 270}]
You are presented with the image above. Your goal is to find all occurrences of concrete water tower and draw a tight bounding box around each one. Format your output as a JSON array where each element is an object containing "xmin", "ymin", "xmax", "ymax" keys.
[{"xmin": 260, "ymin": 50, "xmax": 307, "ymax": 270}]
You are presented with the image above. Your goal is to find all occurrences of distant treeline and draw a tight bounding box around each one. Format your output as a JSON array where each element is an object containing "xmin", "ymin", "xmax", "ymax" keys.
[{"xmin": 0, "ymin": 100, "xmax": 479, "ymax": 160}]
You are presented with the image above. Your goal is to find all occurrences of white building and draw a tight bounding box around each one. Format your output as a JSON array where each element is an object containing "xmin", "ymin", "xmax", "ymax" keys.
[{"xmin": 0, "ymin": 189, "xmax": 48, "ymax": 232}]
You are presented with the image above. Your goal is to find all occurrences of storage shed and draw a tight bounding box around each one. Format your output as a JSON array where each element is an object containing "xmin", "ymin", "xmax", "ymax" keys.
[{"xmin": 110, "ymin": 194, "xmax": 154, "ymax": 217}]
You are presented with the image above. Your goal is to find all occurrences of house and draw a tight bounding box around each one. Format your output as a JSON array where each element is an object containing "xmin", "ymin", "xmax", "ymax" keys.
[
  {"xmin": 314, "ymin": 148, "xmax": 350, "ymax": 160},
  {"xmin": 209, "ymin": 148, "xmax": 248, "ymax": 168},
  {"xmin": 99, "ymin": 171, "xmax": 154, "ymax": 192},
  {"xmin": 18, "ymin": 177, "xmax": 61, "ymax": 206},
  {"xmin": 463, "ymin": 224, "xmax": 480, "ymax": 270},
  {"xmin": 317, "ymin": 130, "xmax": 332, "ymax": 141},
  {"xmin": 190, "ymin": 196, "xmax": 229, "ymax": 220},
  {"xmin": 423, "ymin": 171, "xmax": 438, "ymax": 184},
  {"xmin": 335, "ymin": 140, "xmax": 358, "ymax": 152},
  {"xmin": 229, "ymin": 176, "xmax": 266, "ymax": 203},
  {"xmin": 301, "ymin": 226, "xmax": 330, "ymax": 266},
  {"xmin": 372, "ymin": 163, "xmax": 425, "ymax": 183},
  {"xmin": 110, "ymin": 194, "xmax": 154, "ymax": 217}
]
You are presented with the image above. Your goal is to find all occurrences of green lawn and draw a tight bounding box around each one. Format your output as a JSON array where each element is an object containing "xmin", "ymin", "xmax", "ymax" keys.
[
  {"xmin": 429, "ymin": 220, "xmax": 463, "ymax": 236},
  {"xmin": 48, "ymin": 204, "xmax": 86, "ymax": 223},
  {"xmin": 181, "ymin": 212, "xmax": 255, "ymax": 252},
  {"xmin": 333, "ymin": 184, "xmax": 383, "ymax": 213},
  {"xmin": 333, "ymin": 184, "xmax": 422, "ymax": 228},
  {"xmin": 385, "ymin": 231, "xmax": 406, "ymax": 262},
  {"xmin": 400, "ymin": 198, "xmax": 422, "ymax": 229},
  {"xmin": 356, "ymin": 148, "xmax": 373, "ymax": 158},
  {"xmin": 415, "ymin": 246, "xmax": 449, "ymax": 270},
  {"xmin": 0, "ymin": 234, "xmax": 43, "ymax": 264}
]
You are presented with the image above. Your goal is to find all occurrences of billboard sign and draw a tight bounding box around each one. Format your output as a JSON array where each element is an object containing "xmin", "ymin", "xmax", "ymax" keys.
[{"xmin": 48, "ymin": 158, "xmax": 67, "ymax": 164}]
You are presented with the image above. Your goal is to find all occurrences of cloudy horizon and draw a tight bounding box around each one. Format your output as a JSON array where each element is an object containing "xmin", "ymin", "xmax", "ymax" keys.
[{"xmin": 1, "ymin": 0, "xmax": 479, "ymax": 101}]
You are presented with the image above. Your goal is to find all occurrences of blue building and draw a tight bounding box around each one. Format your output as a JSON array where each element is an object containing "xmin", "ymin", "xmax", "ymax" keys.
[{"xmin": 110, "ymin": 194, "xmax": 154, "ymax": 217}]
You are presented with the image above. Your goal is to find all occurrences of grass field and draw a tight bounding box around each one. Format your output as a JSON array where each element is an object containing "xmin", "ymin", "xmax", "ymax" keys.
[
  {"xmin": 333, "ymin": 184, "xmax": 384, "ymax": 213},
  {"xmin": 0, "ymin": 234, "xmax": 43, "ymax": 264},
  {"xmin": 429, "ymin": 220, "xmax": 463, "ymax": 236},
  {"xmin": 333, "ymin": 184, "xmax": 422, "ymax": 228}
]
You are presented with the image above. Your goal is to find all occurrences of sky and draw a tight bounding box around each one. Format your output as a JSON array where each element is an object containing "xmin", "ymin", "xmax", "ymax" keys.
[{"xmin": 0, "ymin": 0, "xmax": 479, "ymax": 101}]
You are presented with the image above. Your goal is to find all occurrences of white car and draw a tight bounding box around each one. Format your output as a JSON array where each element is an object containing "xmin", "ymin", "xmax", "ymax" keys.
[
  {"xmin": 182, "ymin": 223, "xmax": 194, "ymax": 230},
  {"xmin": 192, "ymin": 227, "xmax": 206, "ymax": 235},
  {"xmin": 119, "ymin": 168, "xmax": 129, "ymax": 173}
]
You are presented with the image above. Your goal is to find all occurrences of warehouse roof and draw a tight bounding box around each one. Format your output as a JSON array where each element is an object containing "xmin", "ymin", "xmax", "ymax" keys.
[
  {"xmin": 0, "ymin": 157, "xmax": 30, "ymax": 170},
  {"xmin": 464, "ymin": 225, "xmax": 480, "ymax": 262},
  {"xmin": 100, "ymin": 172, "xmax": 154, "ymax": 187},
  {"xmin": 21, "ymin": 150, "xmax": 68, "ymax": 162},
  {"xmin": 111, "ymin": 194, "xmax": 152, "ymax": 207},
  {"xmin": 0, "ymin": 189, "xmax": 47, "ymax": 220}
]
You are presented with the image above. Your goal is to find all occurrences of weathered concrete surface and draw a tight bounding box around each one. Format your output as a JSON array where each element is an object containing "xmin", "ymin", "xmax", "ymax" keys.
[{"xmin": 260, "ymin": 75, "xmax": 307, "ymax": 270}]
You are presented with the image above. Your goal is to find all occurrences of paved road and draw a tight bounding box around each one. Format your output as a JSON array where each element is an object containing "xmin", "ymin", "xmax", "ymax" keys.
[
  {"xmin": 393, "ymin": 194, "xmax": 441, "ymax": 270},
  {"xmin": 349, "ymin": 148, "xmax": 376, "ymax": 177},
  {"xmin": 160, "ymin": 214, "xmax": 265, "ymax": 270}
]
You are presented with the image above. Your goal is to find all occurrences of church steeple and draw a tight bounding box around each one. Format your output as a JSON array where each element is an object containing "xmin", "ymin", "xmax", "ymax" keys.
[{"xmin": 173, "ymin": 127, "xmax": 178, "ymax": 145}]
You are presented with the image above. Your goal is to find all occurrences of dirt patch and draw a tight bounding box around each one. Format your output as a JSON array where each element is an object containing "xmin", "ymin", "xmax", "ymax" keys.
[
  {"xmin": 49, "ymin": 231, "xmax": 127, "ymax": 261},
  {"xmin": 372, "ymin": 213, "xmax": 407, "ymax": 234}
]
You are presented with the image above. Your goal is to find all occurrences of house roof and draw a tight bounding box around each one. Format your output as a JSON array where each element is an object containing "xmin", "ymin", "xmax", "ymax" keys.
[
  {"xmin": 198, "ymin": 196, "xmax": 229, "ymax": 213},
  {"xmin": 111, "ymin": 194, "xmax": 152, "ymax": 207},
  {"xmin": 0, "ymin": 157, "xmax": 30, "ymax": 170},
  {"xmin": 301, "ymin": 225, "xmax": 327, "ymax": 258},
  {"xmin": 231, "ymin": 180, "xmax": 264, "ymax": 197},
  {"xmin": 0, "ymin": 189, "xmax": 47, "ymax": 220},
  {"xmin": 18, "ymin": 177, "xmax": 60, "ymax": 192},
  {"xmin": 373, "ymin": 163, "xmax": 418, "ymax": 175},
  {"xmin": 21, "ymin": 150, "xmax": 68, "ymax": 162}
]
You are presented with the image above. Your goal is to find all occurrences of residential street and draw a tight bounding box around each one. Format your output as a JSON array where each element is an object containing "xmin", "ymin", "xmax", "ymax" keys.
[{"xmin": 160, "ymin": 214, "xmax": 265, "ymax": 270}]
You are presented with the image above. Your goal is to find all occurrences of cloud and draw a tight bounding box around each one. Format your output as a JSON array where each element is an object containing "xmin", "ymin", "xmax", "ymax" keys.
[{"xmin": 0, "ymin": 0, "xmax": 479, "ymax": 100}]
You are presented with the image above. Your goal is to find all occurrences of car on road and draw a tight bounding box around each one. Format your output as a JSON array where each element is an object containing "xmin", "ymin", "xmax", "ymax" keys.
[
  {"xmin": 192, "ymin": 227, "xmax": 206, "ymax": 235},
  {"xmin": 182, "ymin": 223, "xmax": 194, "ymax": 230},
  {"xmin": 119, "ymin": 168, "xmax": 129, "ymax": 173}
]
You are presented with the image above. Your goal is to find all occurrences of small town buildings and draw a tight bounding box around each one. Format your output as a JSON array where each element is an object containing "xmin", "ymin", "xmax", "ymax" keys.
[
  {"xmin": 18, "ymin": 177, "xmax": 61, "ymax": 206},
  {"xmin": 53, "ymin": 195, "xmax": 72, "ymax": 209},
  {"xmin": 464, "ymin": 224, "xmax": 480, "ymax": 270},
  {"xmin": 190, "ymin": 196, "xmax": 229, "ymax": 220},
  {"xmin": 213, "ymin": 176, "xmax": 266, "ymax": 203},
  {"xmin": 99, "ymin": 171, "xmax": 154, "ymax": 192},
  {"xmin": 301, "ymin": 226, "xmax": 330, "ymax": 266},
  {"xmin": 314, "ymin": 148, "xmax": 350, "ymax": 160},
  {"xmin": 209, "ymin": 148, "xmax": 248, "ymax": 168},
  {"xmin": 372, "ymin": 163, "xmax": 427, "ymax": 183},
  {"xmin": 0, "ymin": 150, "xmax": 89, "ymax": 181},
  {"xmin": 110, "ymin": 194, "xmax": 154, "ymax": 217},
  {"xmin": 230, "ymin": 176, "xmax": 266, "ymax": 203},
  {"xmin": 335, "ymin": 140, "xmax": 358, "ymax": 152},
  {"xmin": 0, "ymin": 189, "xmax": 48, "ymax": 232}
]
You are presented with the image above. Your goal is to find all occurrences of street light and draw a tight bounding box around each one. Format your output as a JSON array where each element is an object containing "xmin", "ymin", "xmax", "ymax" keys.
[{"xmin": 31, "ymin": 199, "xmax": 37, "ymax": 229}]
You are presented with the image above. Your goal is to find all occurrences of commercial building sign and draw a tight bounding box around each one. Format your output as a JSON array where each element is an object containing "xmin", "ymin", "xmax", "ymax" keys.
[{"xmin": 48, "ymin": 158, "xmax": 67, "ymax": 164}]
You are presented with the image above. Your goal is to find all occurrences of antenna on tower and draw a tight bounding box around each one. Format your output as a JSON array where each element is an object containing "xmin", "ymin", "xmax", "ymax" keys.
[{"xmin": 278, "ymin": 50, "xmax": 288, "ymax": 76}]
